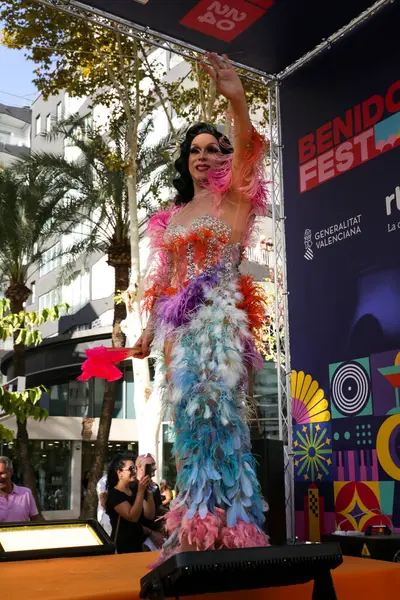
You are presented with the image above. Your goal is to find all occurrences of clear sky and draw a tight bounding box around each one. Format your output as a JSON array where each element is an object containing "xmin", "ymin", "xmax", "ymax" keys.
[{"xmin": 0, "ymin": 42, "xmax": 38, "ymax": 107}]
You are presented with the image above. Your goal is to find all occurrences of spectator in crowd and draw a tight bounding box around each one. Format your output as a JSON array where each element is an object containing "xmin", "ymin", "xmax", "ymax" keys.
[
  {"xmin": 136, "ymin": 454, "xmax": 164, "ymax": 549},
  {"xmin": 0, "ymin": 457, "xmax": 41, "ymax": 522},
  {"xmin": 96, "ymin": 470, "xmax": 111, "ymax": 536},
  {"xmin": 136, "ymin": 454, "xmax": 162, "ymax": 510},
  {"xmin": 160, "ymin": 479, "xmax": 172, "ymax": 508},
  {"xmin": 105, "ymin": 454, "xmax": 154, "ymax": 554}
]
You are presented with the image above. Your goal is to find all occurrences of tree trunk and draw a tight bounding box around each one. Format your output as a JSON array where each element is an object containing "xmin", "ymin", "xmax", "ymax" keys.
[
  {"xmin": 6, "ymin": 284, "xmax": 42, "ymax": 513},
  {"xmin": 125, "ymin": 167, "xmax": 152, "ymax": 455},
  {"xmin": 80, "ymin": 259, "xmax": 130, "ymax": 519},
  {"xmin": 80, "ymin": 380, "xmax": 118, "ymax": 519}
]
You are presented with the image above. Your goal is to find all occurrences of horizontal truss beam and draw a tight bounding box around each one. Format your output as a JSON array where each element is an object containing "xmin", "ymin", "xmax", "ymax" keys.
[{"xmin": 31, "ymin": 0, "xmax": 273, "ymax": 85}]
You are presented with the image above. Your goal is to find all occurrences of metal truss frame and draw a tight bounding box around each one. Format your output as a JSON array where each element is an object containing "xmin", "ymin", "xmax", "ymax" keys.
[
  {"xmin": 268, "ymin": 82, "xmax": 294, "ymax": 538},
  {"xmin": 31, "ymin": 0, "xmax": 391, "ymax": 541},
  {"xmin": 31, "ymin": 0, "xmax": 273, "ymax": 85}
]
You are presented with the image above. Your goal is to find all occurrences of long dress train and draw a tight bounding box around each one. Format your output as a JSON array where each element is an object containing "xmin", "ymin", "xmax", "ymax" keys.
[{"xmin": 144, "ymin": 129, "xmax": 270, "ymax": 561}]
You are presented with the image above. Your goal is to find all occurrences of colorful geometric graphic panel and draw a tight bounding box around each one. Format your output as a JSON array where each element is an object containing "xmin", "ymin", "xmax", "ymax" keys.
[
  {"xmin": 329, "ymin": 357, "xmax": 372, "ymax": 419},
  {"xmin": 378, "ymin": 481, "xmax": 395, "ymax": 517},
  {"xmin": 291, "ymin": 370, "xmax": 330, "ymax": 424},
  {"xmin": 331, "ymin": 416, "xmax": 382, "ymax": 450},
  {"xmin": 370, "ymin": 350, "xmax": 400, "ymax": 416},
  {"xmin": 376, "ymin": 413, "xmax": 400, "ymax": 481},
  {"xmin": 294, "ymin": 482, "xmax": 336, "ymax": 541},
  {"xmin": 293, "ymin": 422, "xmax": 332, "ymax": 482},
  {"xmin": 333, "ymin": 449, "xmax": 380, "ymax": 482},
  {"xmin": 334, "ymin": 481, "xmax": 385, "ymax": 532}
]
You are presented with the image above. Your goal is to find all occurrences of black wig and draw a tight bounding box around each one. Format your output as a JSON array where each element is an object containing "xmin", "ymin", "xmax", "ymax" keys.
[
  {"xmin": 106, "ymin": 453, "xmax": 135, "ymax": 491},
  {"xmin": 173, "ymin": 123, "xmax": 233, "ymax": 206}
]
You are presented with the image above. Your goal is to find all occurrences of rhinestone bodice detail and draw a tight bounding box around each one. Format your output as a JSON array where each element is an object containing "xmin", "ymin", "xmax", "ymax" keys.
[{"xmin": 164, "ymin": 215, "xmax": 242, "ymax": 288}]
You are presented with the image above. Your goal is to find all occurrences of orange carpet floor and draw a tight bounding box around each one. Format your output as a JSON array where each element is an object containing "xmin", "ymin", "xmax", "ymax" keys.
[{"xmin": 3, "ymin": 551, "xmax": 400, "ymax": 599}]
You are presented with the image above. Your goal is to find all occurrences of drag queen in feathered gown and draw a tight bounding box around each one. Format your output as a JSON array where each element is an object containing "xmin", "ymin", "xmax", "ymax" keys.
[{"xmin": 134, "ymin": 53, "xmax": 270, "ymax": 560}]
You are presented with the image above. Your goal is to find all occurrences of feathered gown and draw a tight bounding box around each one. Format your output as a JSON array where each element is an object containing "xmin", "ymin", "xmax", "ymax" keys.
[{"xmin": 144, "ymin": 129, "xmax": 270, "ymax": 560}]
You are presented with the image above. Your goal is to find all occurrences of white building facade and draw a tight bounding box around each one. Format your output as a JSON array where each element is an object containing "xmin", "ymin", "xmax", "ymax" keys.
[{"xmin": 0, "ymin": 102, "xmax": 31, "ymax": 167}]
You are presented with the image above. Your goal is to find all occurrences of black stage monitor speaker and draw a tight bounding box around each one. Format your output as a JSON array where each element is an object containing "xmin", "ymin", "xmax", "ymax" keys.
[
  {"xmin": 0, "ymin": 519, "xmax": 115, "ymax": 561},
  {"xmin": 251, "ymin": 436, "xmax": 287, "ymax": 544},
  {"xmin": 323, "ymin": 533, "xmax": 400, "ymax": 563},
  {"xmin": 140, "ymin": 544, "xmax": 343, "ymax": 600}
]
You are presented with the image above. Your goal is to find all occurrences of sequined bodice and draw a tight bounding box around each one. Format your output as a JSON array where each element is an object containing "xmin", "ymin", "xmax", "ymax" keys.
[{"xmin": 164, "ymin": 215, "xmax": 242, "ymax": 288}]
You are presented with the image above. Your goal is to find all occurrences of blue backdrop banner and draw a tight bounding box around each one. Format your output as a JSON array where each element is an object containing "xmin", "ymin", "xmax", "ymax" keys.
[{"xmin": 281, "ymin": 2, "xmax": 400, "ymax": 541}]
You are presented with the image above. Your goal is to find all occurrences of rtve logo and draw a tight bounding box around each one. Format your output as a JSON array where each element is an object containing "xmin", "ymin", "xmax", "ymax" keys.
[{"xmin": 386, "ymin": 186, "xmax": 400, "ymax": 216}]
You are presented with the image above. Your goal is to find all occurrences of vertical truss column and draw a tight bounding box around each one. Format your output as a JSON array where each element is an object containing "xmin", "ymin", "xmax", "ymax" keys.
[{"xmin": 268, "ymin": 82, "xmax": 294, "ymax": 539}]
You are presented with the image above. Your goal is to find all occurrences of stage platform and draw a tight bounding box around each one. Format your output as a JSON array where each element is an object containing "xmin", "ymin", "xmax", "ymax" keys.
[{"xmin": 3, "ymin": 551, "xmax": 400, "ymax": 599}]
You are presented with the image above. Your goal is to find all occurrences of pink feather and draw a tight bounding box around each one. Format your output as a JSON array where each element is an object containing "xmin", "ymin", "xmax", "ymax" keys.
[
  {"xmin": 164, "ymin": 506, "xmax": 186, "ymax": 534},
  {"xmin": 180, "ymin": 512, "xmax": 222, "ymax": 550},
  {"xmin": 219, "ymin": 521, "xmax": 269, "ymax": 549},
  {"xmin": 142, "ymin": 206, "xmax": 181, "ymax": 314}
]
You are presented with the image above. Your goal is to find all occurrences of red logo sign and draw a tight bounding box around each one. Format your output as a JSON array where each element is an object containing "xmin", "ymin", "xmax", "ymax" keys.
[{"xmin": 180, "ymin": 0, "xmax": 268, "ymax": 43}]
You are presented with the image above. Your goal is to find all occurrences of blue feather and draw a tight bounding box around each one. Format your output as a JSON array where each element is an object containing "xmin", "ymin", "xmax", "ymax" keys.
[
  {"xmin": 240, "ymin": 471, "xmax": 253, "ymax": 497},
  {"xmin": 192, "ymin": 484, "xmax": 204, "ymax": 504},
  {"xmin": 205, "ymin": 462, "xmax": 222, "ymax": 480},
  {"xmin": 226, "ymin": 503, "xmax": 239, "ymax": 527},
  {"xmin": 199, "ymin": 501, "xmax": 208, "ymax": 519},
  {"xmin": 187, "ymin": 502, "xmax": 198, "ymax": 519},
  {"xmin": 222, "ymin": 471, "xmax": 235, "ymax": 488},
  {"xmin": 238, "ymin": 502, "xmax": 251, "ymax": 523}
]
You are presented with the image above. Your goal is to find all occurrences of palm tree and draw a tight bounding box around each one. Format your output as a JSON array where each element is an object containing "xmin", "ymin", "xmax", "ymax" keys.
[
  {"xmin": 26, "ymin": 114, "xmax": 179, "ymax": 517},
  {"xmin": 0, "ymin": 165, "xmax": 68, "ymax": 509}
]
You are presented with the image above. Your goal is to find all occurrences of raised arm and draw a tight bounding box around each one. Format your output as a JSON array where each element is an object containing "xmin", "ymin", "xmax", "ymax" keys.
[
  {"xmin": 201, "ymin": 53, "xmax": 254, "ymax": 185},
  {"xmin": 143, "ymin": 487, "xmax": 156, "ymax": 520},
  {"xmin": 114, "ymin": 477, "xmax": 152, "ymax": 523}
]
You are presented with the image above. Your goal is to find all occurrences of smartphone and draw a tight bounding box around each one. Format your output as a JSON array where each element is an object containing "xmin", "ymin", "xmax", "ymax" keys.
[{"xmin": 145, "ymin": 463, "xmax": 152, "ymax": 478}]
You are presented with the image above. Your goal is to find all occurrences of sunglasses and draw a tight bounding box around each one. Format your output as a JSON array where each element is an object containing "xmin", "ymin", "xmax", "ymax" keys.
[{"xmin": 120, "ymin": 465, "xmax": 136, "ymax": 473}]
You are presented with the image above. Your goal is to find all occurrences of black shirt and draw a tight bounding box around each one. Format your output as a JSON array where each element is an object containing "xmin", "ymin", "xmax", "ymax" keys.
[
  {"xmin": 106, "ymin": 484, "xmax": 145, "ymax": 553},
  {"xmin": 140, "ymin": 482, "xmax": 161, "ymax": 530}
]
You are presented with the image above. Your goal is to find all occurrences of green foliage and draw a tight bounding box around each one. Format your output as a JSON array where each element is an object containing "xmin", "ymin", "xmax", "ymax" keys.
[
  {"xmin": 260, "ymin": 278, "xmax": 285, "ymax": 365},
  {"xmin": 0, "ymin": 298, "xmax": 69, "ymax": 345},
  {"xmin": 24, "ymin": 113, "xmax": 179, "ymax": 276},
  {"xmin": 0, "ymin": 383, "xmax": 48, "ymax": 432},
  {"xmin": 0, "ymin": 298, "xmax": 69, "ymax": 440},
  {"xmin": 0, "ymin": 165, "xmax": 69, "ymax": 290},
  {"xmin": 0, "ymin": 2, "xmax": 160, "ymax": 116},
  {"xmin": 0, "ymin": 2, "xmax": 269, "ymax": 134},
  {"xmin": 163, "ymin": 50, "xmax": 269, "ymax": 128}
]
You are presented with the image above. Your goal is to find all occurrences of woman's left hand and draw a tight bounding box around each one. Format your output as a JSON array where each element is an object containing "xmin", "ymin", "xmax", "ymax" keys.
[{"xmin": 201, "ymin": 52, "xmax": 245, "ymax": 102}]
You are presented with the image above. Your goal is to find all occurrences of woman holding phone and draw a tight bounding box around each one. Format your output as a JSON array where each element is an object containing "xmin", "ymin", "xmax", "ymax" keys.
[{"xmin": 105, "ymin": 454, "xmax": 154, "ymax": 554}]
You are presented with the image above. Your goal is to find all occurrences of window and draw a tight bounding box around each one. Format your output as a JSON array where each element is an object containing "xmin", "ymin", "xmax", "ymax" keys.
[
  {"xmin": 30, "ymin": 282, "xmax": 36, "ymax": 304},
  {"xmin": 62, "ymin": 220, "xmax": 91, "ymax": 264},
  {"xmin": 41, "ymin": 365, "xmax": 150, "ymax": 419},
  {"xmin": 0, "ymin": 129, "xmax": 11, "ymax": 144},
  {"xmin": 82, "ymin": 441, "xmax": 138, "ymax": 481},
  {"xmin": 38, "ymin": 288, "xmax": 61, "ymax": 312},
  {"xmin": 35, "ymin": 114, "xmax": 41, "ymax": 136},
  {"xmin": 46, "ymin": 113, "xmax": 51, "ymax": 133},
  {"xmin": 1, "ymin": 440, "xmax": 71, "ymax": 511},
  {"xmin": 253, "ymin": 361, "xmax": 280, "ymax": 439},
  {"xmin": 39, "ymin": 242, "xmax": 61, "ymax": 277},
  {"xmin": 65, "ymin": 323, "xmax": 90, "ymax": 335},
  {"xmin": 62, "ymin": 270, "xmax": 90, "ymax": 313},
  {"xmin": 56, "ymin": 101, "xmax": 62, "ymax": 122}
]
